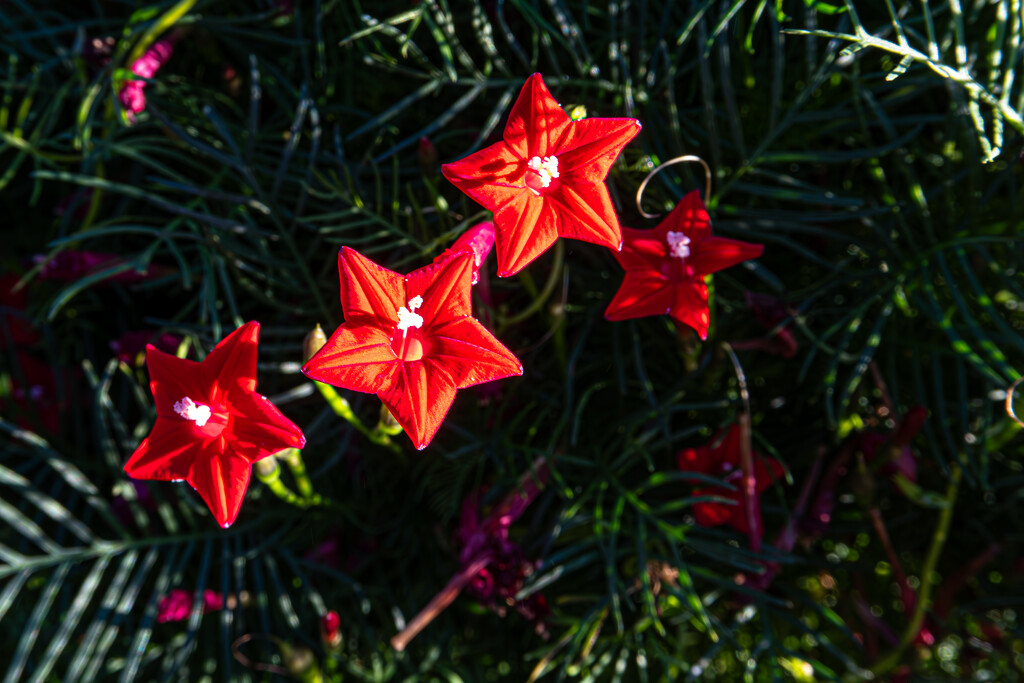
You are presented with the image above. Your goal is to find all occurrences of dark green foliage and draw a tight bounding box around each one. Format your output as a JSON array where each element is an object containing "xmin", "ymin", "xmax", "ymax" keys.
[{"xmin": 0, "ymin": 0, "xmax": 1022, "ymax": 680}]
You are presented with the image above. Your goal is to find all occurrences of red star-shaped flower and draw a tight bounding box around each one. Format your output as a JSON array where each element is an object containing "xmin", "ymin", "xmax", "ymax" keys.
[
  {"xmin": 124, "ymin": 322, "xmax": 306, "ymax": 528},
  {"xmin": 604, "ymin": 190, "xmax": 764, "ymax": 339},
  {"xmin": 302, "ymin": 247, "xmax": 523, "ymax": 450},
  {"xmin": 677, "ymin": 423, "xmax": 784, "ymax": 538},
  {"xmin": 441, "ymin": 73, "xmax": 641, "ymax": 277}
]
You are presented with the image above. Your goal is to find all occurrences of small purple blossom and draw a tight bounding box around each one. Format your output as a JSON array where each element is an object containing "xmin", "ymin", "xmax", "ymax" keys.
[
  {"xmin": 119, "ymin": 37, "xmax": 176, "ymax": 119},
  {"xmin": 110, "ymin": 330, "xmax": 182, "ymax": 365},
  {"xmin": 36, "ymin": 249, "xmax": 170, "ymax": 284},
  {"xmin": 390, "ymin": 459, "xmax": 550, "ymax": 651},
  {"xmin": 156, "ymin": 589, "xmax": 224, "ymax": 623}
]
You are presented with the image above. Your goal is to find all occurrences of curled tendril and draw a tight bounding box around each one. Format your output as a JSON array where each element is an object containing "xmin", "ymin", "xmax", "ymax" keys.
[
  {"xmin": 231, "ymin": 633, "xmax": 290, "ymax": 676},
  {"xmin": 1007, "ymin": 376, "xmax": 1024, "ymax": 428},
  {"xmin": 635, "ymin": 155, "xmax": 713, "ymax": 219}
]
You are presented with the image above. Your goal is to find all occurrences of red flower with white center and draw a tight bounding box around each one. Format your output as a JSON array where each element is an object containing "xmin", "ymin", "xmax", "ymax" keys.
[
  {"xmin": 441, "ymin": 73, "xmax": 641, "ymax": 277},
  {"xmin": 124, "ymin": 322, "xmax": 306, "ymax": 528},
  {"xmin": 302, "ymin": 248, "xmax": 522, "ymax": 450},
  {"xmin": 604, "ymin": 190, "xmax": 764, "ymax": 339},
  {"xmin": 677, "ymin": 423, "xmax": 784, "ymax": 539}
]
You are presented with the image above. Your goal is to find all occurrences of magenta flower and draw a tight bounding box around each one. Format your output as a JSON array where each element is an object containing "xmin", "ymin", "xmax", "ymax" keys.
[
  {"xmin": 390, "ymin": 459, "xmax": 550, "ymax": 650},
  {"xmin": 37, "ymin": 250, "xmax": 171, "ymax": 284},
  {"xmin": 110, "ymin": 330, "xmax": 182, "ymax": 365},
  {"xmin": 118, "ymin": 37, "xmax": 176, "ymax": 120},
  {"xmin": 731, "ymin": 291, "xmax": 798, "ymax": 358},
  {"xmin": 156, "ymin": 589, "xmax": 224, "ymax": 623}
]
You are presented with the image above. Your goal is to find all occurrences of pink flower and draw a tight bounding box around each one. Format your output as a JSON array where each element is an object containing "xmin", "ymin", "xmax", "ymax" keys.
[
  {"xmin": 110, "ymin": 330, "xmax": 182, "ymax": 365},
  {"xmin": 0, "ymin": 352, "xmax": 69, "ymax": 435},
  {"xmin": 0, "ymin": 274, "xmax": 39, "ymax": 348},
  {"xmin": 156, "ymin": 589, "xmax": 224, "ymax": 623},
  {"xmin": 36, "ymin": 250, "xmax": 171, "ymax": 284},
  {"xmin": 860, "ymin": 405, "xmax": 926, "ymax": 485},
  {"xmin": 390, "ymin": 459, "xmax": 550, "ymax": 650},
  {"xmin": 732, "ymin": 291, "xmax": 798, "ymax": 358},
  {"xmin": 118, "ymin": 37, "xmax": 175, "ymax": 119}
]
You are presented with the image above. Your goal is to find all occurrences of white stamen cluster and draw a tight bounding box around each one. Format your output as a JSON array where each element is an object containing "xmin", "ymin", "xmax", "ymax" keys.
[
  {"xmin": 396, "ymin": 294, "xmax": 425, "ymax": 332},
  {"xmin": 527, "ymin": 155, "xmax": 560, "ymax": 188},
  {"xmin": 667, "ymin": 231, "xmax": 692, "ymax": 260},
  {"xmin": 173, "ymin": 396, "xmax": 211, "ymax": 427}
]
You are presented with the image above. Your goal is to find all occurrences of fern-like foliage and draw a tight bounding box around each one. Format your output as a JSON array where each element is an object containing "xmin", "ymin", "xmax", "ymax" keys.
[{"xmin": 0, "ymin": 0, "xmax": 1021, "ymax": 681}]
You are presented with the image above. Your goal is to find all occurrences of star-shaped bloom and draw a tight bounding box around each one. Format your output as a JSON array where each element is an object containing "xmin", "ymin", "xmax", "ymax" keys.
[
  {"xmin": 677, "ymin": 423, "xmax": 784, "ymax": 539},
  {"xmin": 441, "ymin": 73, "xmax": 641, "ymax": 277},
  {"xmin": 302, "ymin": 247, "xmax": 523, "ymax": 450},
  {"xmin": 124, "ymin": 322, "xmax": 306, "ymax": 528},
  {"xmin": 604, "ymin": 190, "xmax": 764, "ymax": 339}
]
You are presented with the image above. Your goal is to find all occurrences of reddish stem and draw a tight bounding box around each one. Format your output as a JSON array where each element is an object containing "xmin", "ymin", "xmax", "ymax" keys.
[
  {"xmin": 390, "ymin": 553, "xmax": 493, "ymax": 652},
  {"xmin": 867, "ymin": 507, "xmax": 915, "ymax": 614}
]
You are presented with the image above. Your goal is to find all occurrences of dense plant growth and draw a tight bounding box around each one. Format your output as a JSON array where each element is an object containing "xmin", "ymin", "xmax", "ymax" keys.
[{"xmin": 1, "ymin": 0, "xmax": 1022, "ymax": 680}]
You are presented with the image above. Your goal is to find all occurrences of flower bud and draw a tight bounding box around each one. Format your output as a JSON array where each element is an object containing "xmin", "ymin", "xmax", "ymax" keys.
[
  {"xmin": 303, "ymin": 324, "xmax": 328, "ymax": 362},
  {"xmin": 418, "ymin": 136, "xmax": 438, "ymax": 172},
  {"xmin": 568, "ymin": 104, "xmax": 587, "ymax": 121},
  {"xmin": 320, "ymin": 610, "xmax": 342, "ymax": 649},
  {"xmin": 378, "ymin": 405, "xmax": 403, "ymax": 435}
]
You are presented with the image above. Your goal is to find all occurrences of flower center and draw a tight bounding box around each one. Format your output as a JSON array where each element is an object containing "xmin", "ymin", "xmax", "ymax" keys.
[
  {"xmin": 173, "ymin": 396, "xmax": 212, "ymax": 427},
  {"xmin": 396, "ymin": 295, "xmax": 424, "ymax": 332},
  {"xmin": 667, "ymin": 231, "xmax": 692, "ymax": 260},
  {"xmin": 525, "ymin": 155, "xmax": 560, "ymax": 195},
  {"xmin": 393, "ymin": 295, "xmax": 426, "ymax": 361}
]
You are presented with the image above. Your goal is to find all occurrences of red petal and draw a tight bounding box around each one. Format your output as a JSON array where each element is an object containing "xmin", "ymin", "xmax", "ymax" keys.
[
  {"xmin": 228, "ymin": 391, "xmax": 306, "ymax": 463},
  {"xmin": 408, "ymin": 251, "xmax": 473, "ymax": 329},
  {"xmin": 503, "ymin": 73, "xmax": 573, "ymax": 159},
  {"xmin": 124, "ymin": 418, "xmax": 198, "ymax": 480},
  {"xmin": 302, "ymin": 324, "xmax": 399, "ymax": 393},
  {"xmin": 427, "ymin": 317, "xmax": 522, "ymax": 388},
  {"xmin": 688, "ymin": 236, "xmax": 764, "ymax": 276},
  {"xmin": 714, "ymin": 424, "xmax": 744, "ymax": 466},
  {"xmin": 440, "ymin": 142, "xmax": 528, "ymax": 215},
  {"xmin": 694, "ymin": 494, "xmax": 734, "ymax": 528},
  {"xmin": 668, "ymin": 277, "xmax": 711, "ymax": 339},
  {"xmin": 728, "ymin": 496, "xmax": 757, "ymax": 537},
  {"xmin": 614, "ymin": 228, "xmax": 668, "ymax": 272},
  {"xmin": 188, "ymin": 449, "xmax": 252, "ymax": 528},
  {"xmin": 753, "ymin": 456, "xmax": 786, "ymax": 493},
  {"xmin": 492, "ymin": 191, "xmax": 558, "ymax": 277},
  {"xmin": 604, "ymin": 272, "xmax": 675, "ymax": 321},
  {"xmin": 548, "ymin": 180, "xmax": 621, "ymax": 250},
  {"xmin": 655, "ymin": 191, "xmax": 712, "ymax": 243},
  {"xmin": 339, "ymin": 247, "xmax": 406, "ymax": 326},
  {"xmin": 146, "ymin": 346, "xmax": 207, "ymax": 419},
  {"xmin": 677, "ymin": 445, "xmax": 716, "ymax": 474},
  {"xmin": 555, "ymin": 116, "xmax": 641, "ymax": 179},
  {"xmin": 201, "ymin": 322, "xmax": 259, "ymax": 405},
  {"xmin": 377, "ymin": 362, "xmax": 458, "ymax": 450}
]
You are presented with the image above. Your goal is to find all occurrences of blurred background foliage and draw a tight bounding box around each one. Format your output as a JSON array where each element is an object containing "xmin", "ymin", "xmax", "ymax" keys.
[{"xmin": 0, "ymin": 0, "xmax": 1022, "ymax": 680}]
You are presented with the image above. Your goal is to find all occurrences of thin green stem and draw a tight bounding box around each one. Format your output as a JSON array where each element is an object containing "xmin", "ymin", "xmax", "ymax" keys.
[
  {"xmin": 498, "ymin": 239, "xmax": 565, "ymax": 331},
  {"xmin": 314, "ymin": 381, "xmax": 400, "ymax": 452},
  {"xmin": 278, "ymin": 448, "xmax": 315, "ymax": 501},
  {"xmin": 860, "ymin": 464, "xmax": 962, "ymax": 680}
]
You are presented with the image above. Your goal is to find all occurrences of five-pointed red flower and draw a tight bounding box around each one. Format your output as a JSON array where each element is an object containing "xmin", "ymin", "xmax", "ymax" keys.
[
  {"xmin": 441, "ymin": 73, "xmax": 641, "ymax": 277},
  {"xmin": 124, "ymin": 322, "xmax": 306, "ymax": 528},
  {"xmin": 604, "ymin": 190, "xmax": 764, "ymax": 339},
  {"xmin": 677, "ymin": 423, "xmax": 784, "ymax": 538},
  {"xmin": 302, "ymin": 247, "xmax": 522, "ymax": 450}
]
